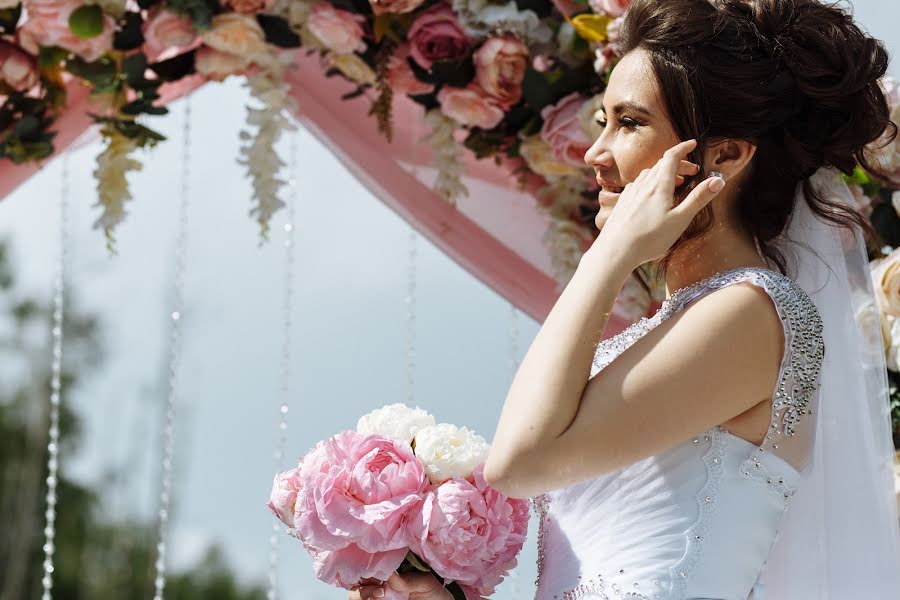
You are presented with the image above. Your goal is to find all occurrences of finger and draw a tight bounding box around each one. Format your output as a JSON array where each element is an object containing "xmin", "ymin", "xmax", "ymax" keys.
[
  {"xmin": 659, "ymin": 139, "xmax": 698, "ymax": 188},
  {"xmin": 358, "ymin": 584, "xmax": 386, "ymax": 599},
  {"xmin": 673, "ymin": 174, "xmax": 724, "ymax": 219}
]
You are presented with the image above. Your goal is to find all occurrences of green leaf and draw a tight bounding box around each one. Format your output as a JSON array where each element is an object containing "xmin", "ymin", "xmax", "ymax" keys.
[
  {"xmin": 256, "ymin": 14, "xmax": 300, "ymax": 48},
  {"xmin": 65, "ymin": 56, "xmax": 117, "ymax": 88},
  {"xmin": 39, "ymin": 46, "xmax": 70, "ymax": 69},
  {"xmin": 121, "ymin": 53, "xmax": 149, "ymax": 88},
  {"xmin": 13, "ymin": 115, "xmax": 39, "ymax": 136},
  {"xmin": 522, "ymin": 67, "xmax": 555, "ymax": 112},
  {"xmin": 0, "ymin": 4, "xmax": 22, "ymax": 34},
  {"xmin": 114, "ymin": 11, "xmax": 145, "ymax": 50},
  {"xmin": 430, "ymin": 57, "xmax": 475, "ymax": 89},
  {"xmin": 149, "ymin": 51, "xmax": 196, "ymax": 82},
  {"xmin": 68, "ymin": 5, "xmax": 105, "ymax": 40},
  {"xmin": 404, "ymin": 551, "xmax": 431, "ymax": 572}
]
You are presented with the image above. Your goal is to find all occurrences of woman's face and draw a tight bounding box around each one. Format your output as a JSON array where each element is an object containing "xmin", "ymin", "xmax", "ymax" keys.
[{"xmin": 584, "ymin": 47, "xmax": 682, "ymax": 231}]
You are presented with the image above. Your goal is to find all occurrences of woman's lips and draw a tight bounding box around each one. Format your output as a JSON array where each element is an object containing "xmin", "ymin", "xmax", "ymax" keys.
[{"xmin": 598, "ymin": 188, "xmax": 621, "ymax": 206}]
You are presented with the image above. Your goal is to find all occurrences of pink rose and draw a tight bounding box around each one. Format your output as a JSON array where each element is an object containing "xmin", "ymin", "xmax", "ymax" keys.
[
  {"xmin": 194, "ymin": 45, "xmax": 250, "ymax": 81},
  {"xmin": 368, "ymin": 0, "xmax": 426, "ymax": 16},
  {"xmin": 0, "ymin": 41, "xmax": 38, "ymax": 92},
  {"xmin": 407, "ymin": 464, "xmax": 529, "ymax": 592},
  {"xmin": 221, "ymin": 0, "xmax": 272, "ymax": 14},
  {"xmin": 588, "ymin": 0, "xmax": 630, "ymax": 17},
  {"xmin": 407, "ymin": 3, "xmax": 470, "ymax": 70},
  {"xmin": 306, "ymin": 3, "xmax": 366, "ymax": 55},
  {"xmin": 266, "ymin": 467, "xmax": 302, "ymax": 529},
  {"xmin": 143, "ymin": 9, "xmax": 197, "ymax": 61},
  {"xmin": 474, "ymin": 35, "xmax": 528, "ymax": 110},
  {"xmin": 18, "ymin": 0, "xmax": 114, "ymax": 62},
  {"xmin": 437, "ymin": 84, "xmax": 505, "ymax": 129},
  {"xmin": 540, "ymin": 92, "xmax": 593, "ymax": 167},
  {"xmin": 593, "ymin": 43, "xmax": 618, "ymax": 75},
  {"xmin": 387, "ymin": 44, "xmax": 434, "ymax": 95},
  {"xmin": 293, "ymin": 431, "xmax": 428, "ymax": 554},
  {"xmin": 310, "ymin": 543, "xmax": 409, "ymax": 590}
]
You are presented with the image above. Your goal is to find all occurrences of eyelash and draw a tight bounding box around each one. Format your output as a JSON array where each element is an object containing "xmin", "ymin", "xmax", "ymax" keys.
[{"xmin": 595, "ymin": 117, "xmax": 641, "ymax": 130}]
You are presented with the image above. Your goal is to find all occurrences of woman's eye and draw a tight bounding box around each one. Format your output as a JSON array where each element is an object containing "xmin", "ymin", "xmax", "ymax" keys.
[
  {"xmin": 595, "ymin": 119, "xmax": 608, "ymax": 128},
  {"xmin": 594, "ymin": 117, "xmax": 640, "ymax": 130}
]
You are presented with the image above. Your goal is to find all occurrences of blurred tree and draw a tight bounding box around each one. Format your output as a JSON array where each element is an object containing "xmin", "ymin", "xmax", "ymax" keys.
[{"xmin": 0, "ymin": 239, "xmax": 266, "ymax": 600}]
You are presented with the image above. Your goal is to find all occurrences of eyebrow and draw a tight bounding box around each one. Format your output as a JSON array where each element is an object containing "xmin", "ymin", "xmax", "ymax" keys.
[{"xmin": 600, "ymin": 100, "xmax": 653, "ymax": 118}]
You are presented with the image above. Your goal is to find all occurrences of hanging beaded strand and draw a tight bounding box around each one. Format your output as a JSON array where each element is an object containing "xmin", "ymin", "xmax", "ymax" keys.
[
  {"xmin": 266, "ymin": 124, "xmax": 299, "ymax": 600},
  {"xmin": 41, "ymin": 152, "xmax": 71, "ymax": 600},
  {"xmin": 152, "ymin": 96, "xmax": 192, "ymax": 600}
]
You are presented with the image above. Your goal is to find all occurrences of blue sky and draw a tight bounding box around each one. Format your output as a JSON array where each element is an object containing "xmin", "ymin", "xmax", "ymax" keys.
[{"xmin": 0, "ymin": 2, "xmax": 897, "ymax": 598}]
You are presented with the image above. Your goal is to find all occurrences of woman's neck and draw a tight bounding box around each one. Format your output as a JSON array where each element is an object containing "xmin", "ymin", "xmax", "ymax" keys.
[{"xmin": 663, "ymin": 219, "xmax": 768, "ymax": 298}]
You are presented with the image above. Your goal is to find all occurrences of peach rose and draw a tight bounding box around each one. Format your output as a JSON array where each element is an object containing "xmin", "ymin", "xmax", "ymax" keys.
[
  {"xmin": 200, "ymin": 12, "xmax": 269, "ymax": 60},
  {"xmin": 438, "ymin": 84, "xmax": 505, "ymax": 129},
  {"xmin": 540, "ymin": 92, "xmax": 594, "ymax": 167},
  {"xmin": 0, "ymin": 41, "xmax": 39, "ymax": 92},
  {"xmin": 408, "ymin": 3, "xmax": 470, "ymax": 70},
  {"xmin": 871, "ymin": 248, "xmax": 900, "ymax": 317},
  {"xmin": 306, "ymin": 3, "xmax": 366, "ymax": 55},
  {"xmin": 473, "ymin": 35, "xmax": 528, "ymax": 110},
  {"xmin": 221, "ymin": 0, "xmax": 273, "ymax": 14},
  {"xmin": 18, "ymin": 0, "xmax": 114, "ymax": 62},
  {"xmin": 386, "ymin": 44, "xmax": 434, "ymax": 95},
  {"xmin": 368, "ymin": 0, "xmax": 426, "ymax": 15},
  {"xmin": 143, "ymin": 9, "xmax": 197, "ymax": 61},
  {"xmin": 194, "ymin": 45, "xmax": 250, "ymax": 81}
]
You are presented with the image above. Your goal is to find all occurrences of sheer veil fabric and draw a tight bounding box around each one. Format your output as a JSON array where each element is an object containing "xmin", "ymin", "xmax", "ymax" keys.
[{"xmin": 754, "ymin": 166, "xmax": 900, "ymax": 597}]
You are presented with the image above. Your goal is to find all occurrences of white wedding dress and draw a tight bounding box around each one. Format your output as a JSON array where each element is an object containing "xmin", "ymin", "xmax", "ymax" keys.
[{"xmin": 531, "ymin": 266, "xmax": 825, "ymax": 600}]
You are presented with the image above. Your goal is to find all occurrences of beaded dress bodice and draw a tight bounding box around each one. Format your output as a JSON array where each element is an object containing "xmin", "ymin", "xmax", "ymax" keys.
[{"xmin": 530, "ymin": 266, "xmax": 825, "ymax": 600}]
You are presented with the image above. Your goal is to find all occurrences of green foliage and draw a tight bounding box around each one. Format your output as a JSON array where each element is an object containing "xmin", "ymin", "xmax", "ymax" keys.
[
  {"xmin": 0, "ymin": 93, "xmax": 57, "ymax": 163},
  {"xmin": 68, "ymin": 5, "xmax": 105, "ymax": 39},
  {"xmin": 0, "ymin": 238, "xmax": 266, "ymax": 600}
]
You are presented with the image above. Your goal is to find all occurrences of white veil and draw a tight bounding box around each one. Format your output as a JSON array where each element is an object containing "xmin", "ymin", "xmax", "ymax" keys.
[{"xmin": 754, "ymin": 166, "xmax": 900, "ymax": 598}]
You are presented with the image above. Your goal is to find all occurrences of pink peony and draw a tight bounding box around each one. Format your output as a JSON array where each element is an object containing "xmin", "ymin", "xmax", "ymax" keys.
[
  {"xmin": 221, "ymin": 0, "xmax": 273, "ymax": 14},
  {"xmin": 407, "ymin": 464, "xmax": 529, "ymax": 592},
  {"xmin": 267, "ymin": 467, "xmax": 302, "ymax": 529},
  {"xmin": 407, "ymin": 3, "xmax": 470, "ymax": 70},
  {"xmin": 368, "ymin": 0, "xmax": 426, "ymax": 16},
  {"xmin": 540, "ymin": 92, "xmax": 594, "ymax": 167},
  {"xmin": 293, "ymin": 431, "xmax": 429, "ymax": 554},
  {"xmin": 306, "ymin": 3, "xmax": 366, "ymax": 55},
  {"xmin": 438, "ymin": 84, "xmax": 506, "ymax": 129},
  {"xmin": 310, "ymin": 543, "xmax": 409, "ymax": 590},
  {"xmin": 18, "ymin": 0, "xmax": 114, "ymax": 62},
  {"xmin": 194, "ymin": 45, "xmax": 250, "ymax": 81},
  {"xmin": 143, "ymin": 9, "xmax": 197, "ymax": 61},
  {"xmin": 386, "ymin": 44, "xmax": 434, "ymax": 96},
  {"xmin": 473, "ymin": 35, "xmax": 528, "ymax": 110},
  {"xmin": 0, "ymin": 41, "xmax": 39, "ymax": 92},
  {"xmin": 588, "ymin": 0, "xmax": 630, "ymax": 17}
]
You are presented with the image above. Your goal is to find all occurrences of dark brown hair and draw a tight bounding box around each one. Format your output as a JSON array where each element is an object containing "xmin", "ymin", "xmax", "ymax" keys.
[{"xmin": 616, "ymin": 0, "xmax": 896, "ymax": 277}]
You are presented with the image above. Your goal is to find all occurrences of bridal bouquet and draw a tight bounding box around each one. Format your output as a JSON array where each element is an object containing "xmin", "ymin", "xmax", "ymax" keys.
[{"xmin": 266, "ymin": 403, "xmax": 530, "ymax": 600}]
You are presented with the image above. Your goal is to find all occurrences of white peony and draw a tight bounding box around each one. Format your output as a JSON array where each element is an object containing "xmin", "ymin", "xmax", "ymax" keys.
[
  {"xmin": 356, "ymin": 403, "xmax": 436, "ymax": 443},
  {"xmin": 413, "ymin": 423, "xmax": 491, "ymax": 484}
]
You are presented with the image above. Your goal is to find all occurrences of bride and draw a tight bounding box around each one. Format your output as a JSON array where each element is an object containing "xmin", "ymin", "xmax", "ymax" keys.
[{"xmin": 350, "ymin": 0, "xmax": 900, "ymax": 598}]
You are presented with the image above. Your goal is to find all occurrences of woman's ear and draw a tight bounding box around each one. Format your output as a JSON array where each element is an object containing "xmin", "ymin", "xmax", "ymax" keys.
[{"xmin": 705, "ymin": 138, "xmax": 757, "ymax": 181}]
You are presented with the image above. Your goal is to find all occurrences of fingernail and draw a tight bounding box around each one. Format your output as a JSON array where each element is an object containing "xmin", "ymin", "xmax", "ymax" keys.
[
  {"xmin": 374, "ymin": 589, "xmax": 384, "ymax": 597},
  {"xmin": 709, "ymin": 176, "xmax": 725, "ymax": 192}
]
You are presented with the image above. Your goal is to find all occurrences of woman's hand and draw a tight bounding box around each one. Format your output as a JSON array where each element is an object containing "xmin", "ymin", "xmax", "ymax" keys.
[
  {"xmin": 348, "ymin": 571, "xmax": 456, "ymax": 600},
  {"xmin": 592, "ymin": 138, "xmax": 725, "ymax": 269}
]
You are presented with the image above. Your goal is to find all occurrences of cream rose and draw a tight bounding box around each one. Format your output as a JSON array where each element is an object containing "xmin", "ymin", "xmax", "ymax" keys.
[
  {"xmin": 306, "ymin": 3, "xmax": 366, "ymax": 55},
  {"xmin": 356, "ymin": 403, "xmax": 437, "ymax": 443},
  {"xmin": 872, "ymin": 250, "xmax": 900, "ymax": 317},
  {"xmin": 437, "ymin": 84, "xmax": 505, "ymax": 129},
  {"xmin": 519, "ymin": 134, "xmax": 585, "ymax": 178},
  {"xmin": 194, "ymin": 45, "xmax": 250, "ymax": 81},
  {"xmin": 200, "ymin": 13, "xmax": 269, "ymax": 60},
  {"xmin": 413, "ymin": 423, "xmax": 491, "ymax": 484}
]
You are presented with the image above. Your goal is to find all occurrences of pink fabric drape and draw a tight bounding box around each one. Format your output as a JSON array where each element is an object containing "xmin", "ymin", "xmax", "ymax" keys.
[{"xmin": 0, "ymin": 51, "xmax": 631, "ymax": 334}]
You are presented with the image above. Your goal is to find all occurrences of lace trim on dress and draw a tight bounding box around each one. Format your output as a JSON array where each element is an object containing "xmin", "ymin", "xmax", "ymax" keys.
[{"xmin": 665, "ymin": 426, "xmax": 728, "ymax": 600}]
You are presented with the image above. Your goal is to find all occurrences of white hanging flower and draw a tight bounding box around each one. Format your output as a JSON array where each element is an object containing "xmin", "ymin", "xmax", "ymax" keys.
[
  {"xmin": 451, "ymin": 0, "xmax": 552, "ymax": 46},
  {"xmin": 537, "ymin": 175, "xmax": 593, "ymax": 289},
  {"xmin": 422, "ymin": 109, "xmax": 468, "ymax": 205},
  {"xmin": 356, "ymin": 403, "xmax": 437, "ymax": 444},
  {"xmin": 413, "ymin": 423, "xmax": 491, "ymax": 484},
  {"xmin": 238, "ymin": 55, "xmax": 298, "ymax": 240},
  {"xmin": 92, "ymin": 125, "xmax": 142, "ymax": 251}
]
